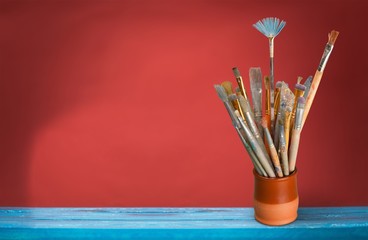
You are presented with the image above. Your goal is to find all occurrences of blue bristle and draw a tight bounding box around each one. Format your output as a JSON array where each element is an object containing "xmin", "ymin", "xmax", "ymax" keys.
[{"xmin": 253, "ymin": 17, "xmax": 286, "ymax": 38}]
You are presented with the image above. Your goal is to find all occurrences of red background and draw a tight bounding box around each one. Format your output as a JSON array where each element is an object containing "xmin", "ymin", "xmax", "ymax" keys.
[{"xmin": 1, "ymin": 0, "xmax": 367, "ymax": 207}]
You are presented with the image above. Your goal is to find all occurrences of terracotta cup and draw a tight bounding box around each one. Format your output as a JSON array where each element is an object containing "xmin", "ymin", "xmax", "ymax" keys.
[{"xmin": 253, "ymin": 169, "xmax": 298, "ymax": 226}]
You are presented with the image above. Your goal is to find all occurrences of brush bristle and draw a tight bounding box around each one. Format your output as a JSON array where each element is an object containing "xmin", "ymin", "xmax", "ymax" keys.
[
  {"xmin": 295, "ymin": 84, "xmax": 306, "ymax": 91},
  {"xmin": 228, "ymin": 93, "xmax": 238, "ymax": 102},
  {"xmin": 249, "ymin": 67, "xmax": 262, "ymax": 88},
  {"xmin": 253, "ymin": 17, "xmax": 286, "ymax": 38},
  {"xmin": 214, "ymin": 85, "xmax": 228, "ymax": 102},
  {"xmin": 328, "ymin": 30, "xmax": 339, "ymax": 45},
  {"xmin": 232, "ymin": 67, "xmax": 241, "ymax": 78},
  {"xmin": 261, "ymin": 117, "xmax": 268, "ymax": 128},
  {"xmin": 221, "ymin": 81, "xmax": 233, "ymax": 95},
  {"xmin": 264, "ymin": 76, "xmax": 270, "ymax": 89},
  {"xmin": 297, "ymin": 76, "xmax": 303, "ymax": 84}
]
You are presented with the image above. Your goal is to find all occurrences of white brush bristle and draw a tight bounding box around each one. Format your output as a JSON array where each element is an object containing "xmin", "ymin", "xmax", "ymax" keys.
[{"xmin": 253, "ymin": 17, "xmax": 286, "ymax": 38}]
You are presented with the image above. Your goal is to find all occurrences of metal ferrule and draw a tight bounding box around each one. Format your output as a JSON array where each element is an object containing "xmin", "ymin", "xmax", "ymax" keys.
[
  {"xmin": 269, "ymin": 37, "xmax": 274, "ymax": 58},
  {"xmin": 279, "ymin": 125, "xmax": 286, "ymax": 147},
  {"xmin": 318, "ymin": 44, "xmax": 333, "ymax": 72},
  {"xmin": 236, "ymin": 77, "xmax": 248, "ymax": 100},
  {"xmin": 294, "ymin": 107, "xmax": 305, "ymax": 130}
]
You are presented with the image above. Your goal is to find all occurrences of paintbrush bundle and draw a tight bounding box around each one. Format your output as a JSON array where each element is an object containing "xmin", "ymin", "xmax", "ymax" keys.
[{"xmin": 214, "ymin": 17, "xmax": 339, "ymax": 178}]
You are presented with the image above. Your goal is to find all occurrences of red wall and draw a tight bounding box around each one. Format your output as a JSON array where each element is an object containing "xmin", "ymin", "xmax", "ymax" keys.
[{"xmin": 1, "ymin": 0, "xmax": 367, "ymax": 207}]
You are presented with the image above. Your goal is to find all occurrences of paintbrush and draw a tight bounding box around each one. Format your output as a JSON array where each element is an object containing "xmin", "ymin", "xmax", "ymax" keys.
[
  {"xmin": 284, "ymin": 106, "xmax": 292, "ymax": 151},
  {"xmin": 279, "ymin": 122, "xmax": 289, "ymax": 176},
  {"xmin": 290, "ymin": 77, "xmax": 306, "ymax": 134},
  {"xmin": 214, "ymin": 85, "xmax": 266, "ymax": 175},
  {"xmin": 289, "ymin": 97, "xmax": 306, "ymax": 173},
  {"xmin": 214, "ymin": 85, "xmax": 240, "ymax": 127},
  {"xmin": 264, "ymin": 76, "xmax": 272, "ymax": 132},
  {"xmin": 236, "ymin": 128, "xmax": 268, "ymax": 177},
  {"xmin": 233, "ymin": 68, "xmax": 254, "ymax": 119},
  {"xmin": 221, "ymin": 81, "xmax": 234, "ymax": 96},
  {"xmin": 302, "ymin": 30, "xmax": 339, "ymax": 129},
  {"xmin": 274, "ymin": 81, "xmax": 282, "ymax": 122},
  {"xmin": 253, "ymin": 17, "xmax": 286, "ymax": 130},
  {"xmin": 249, "ymin": 67, "xmax": 263, "ymax": 137},
  {"xmin": 236, "ymin": 94, "xmax": 272, "ymax": 167},
  {"xmin": 274, "ymin": 83, "xmax": 295, "ymax": 149},
  {"xmin": 235, "ymin": 110, "xmax": 276, "ymax": 178},
  {"xmin": 261, "ymin": 117, "xmax": 283, "ymax": 177},
  {"xmin": 221, "ymin": 81, "xmax": 245, "ymax": 119}
]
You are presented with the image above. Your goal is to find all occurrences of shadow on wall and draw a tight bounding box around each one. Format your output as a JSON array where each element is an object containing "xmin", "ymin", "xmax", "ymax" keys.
[{"xmin": 0, "ymin": 1, "xmax": 125, "ymax": 205}]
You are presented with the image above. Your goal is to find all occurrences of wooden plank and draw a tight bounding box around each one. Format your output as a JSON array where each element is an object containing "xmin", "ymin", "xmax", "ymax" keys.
[{"xmin": 0, "ymin": 207, "xmax": 367, "ymax": 239}]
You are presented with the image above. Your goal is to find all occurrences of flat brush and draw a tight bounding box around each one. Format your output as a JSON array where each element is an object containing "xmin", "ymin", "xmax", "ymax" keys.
[
  {"xmin": 229, "ymin": 94, "xmax": 245, "ymax": 120},
  {"xmin": 289, "ymin": 97, "xmax": 306, "ymax": 173},
  {"xmin": 253, "ymin": 17, "xmax": 286, "ymax": 129},
  {"xmin": 214, "ymin": 85, "xmax": 240, "ymax": 128},
  {"xmin": 235, "ymin": 110, "xmax": 276, "ymax": 178},
  {"xmin": 221, "ymin": 81, "xmax": 244, "ymax": 118},
  {"xmin": 261, "ymin": 118, "xmax": 283, "ymax": 177},
  {"xmin": 214, "ymin": 85, "xmax": 265, "ymax": 175},
  {"xmin": 302, "ymin": 30, "xmax": 339, "ymax": 129},
  {"xmin": 274, "ymin": 81, "xmax": 282, "ymax": 122},
  {"xmin": 284, "ymin": 106, "xmax": 292, "ymax": 151},
  {"xmin": 221, "ymin": 81, "xmax": 234, "ymax": 96},
  {"xmin": 249, "ymin": 67, "xmax": 263, "ymax": 137},
  {"xmin": 290, "ymin": 78, "xmax": 306, "ymax": 133},
  {"xmin": 264, "ymin": 76, "xmax": 272, "ymax": 131},
  {"xmin": 274, "ymin": 83, "xmax": 295, "ymax": 149},
  {"xmin": 237, "ymin": 94, "xmax": 272, "ymax": 167},
  {"xmin": 235, "ymin": 128, "xmax": 268, "ymax": 177}
]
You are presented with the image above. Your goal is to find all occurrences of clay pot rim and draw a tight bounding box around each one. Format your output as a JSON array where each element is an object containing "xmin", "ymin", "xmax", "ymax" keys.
[{"xmin": 253, "ymin": 168, "xmax": 297, "ymax": 182}]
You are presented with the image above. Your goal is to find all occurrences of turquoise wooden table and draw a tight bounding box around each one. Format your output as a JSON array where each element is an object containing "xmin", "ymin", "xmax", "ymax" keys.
[{"xmin": 0, "ymin": 207, "xmax": 367, "ymax": 239}]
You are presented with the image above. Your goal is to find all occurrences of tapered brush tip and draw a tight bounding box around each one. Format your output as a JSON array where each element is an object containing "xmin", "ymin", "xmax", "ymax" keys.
[
  {"xmin": 228, "ymin": 93, "xmax": 238, "ymax": 102},
  {"xmin": 232, "ymin": 67, "xmax": 241, "ymax": 78},
  {"xmin": 261, "ymin": 117, "xmax": 268, "ymax": 128},
  {"xmin": 328, "ymin": 30, "xmax": 339, "ymax": 45},
  {"xmin": 295, "ymin": 84, "xmax": 306, "ymax": 91}
]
